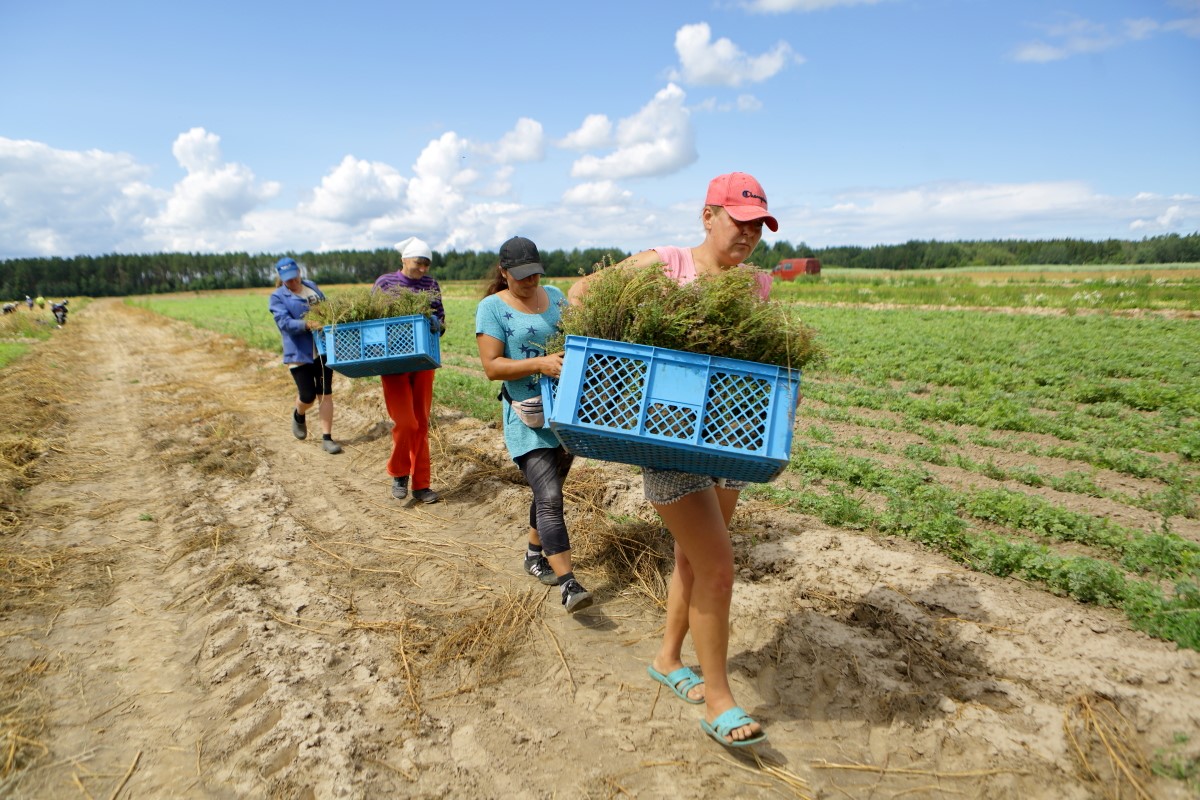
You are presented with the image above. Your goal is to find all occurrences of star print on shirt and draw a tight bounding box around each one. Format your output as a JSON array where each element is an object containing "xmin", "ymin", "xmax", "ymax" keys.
[
  {"xmin": 518, "ymin": 344, "xmax": 541, "ymax": 359},
  {"xmin": 503, "ymin": 311, "xmax": 514, "ymax": 320},
  {"xmin": 503, "ymin": 327, "xmax": 515, "ymax": 337},
  {"xmin": 526, "ymin": 380, "xmax": 540, "ymax": 392},
  {"xmin": 526, "ymin": 326, "xmax": 538, "ymax": 335}
]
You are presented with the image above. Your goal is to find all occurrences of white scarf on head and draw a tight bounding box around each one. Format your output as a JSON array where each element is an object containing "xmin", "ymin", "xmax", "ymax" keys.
[{"xmin": 395, "ymin": 236, "xmax": 432, "ymax": 261}]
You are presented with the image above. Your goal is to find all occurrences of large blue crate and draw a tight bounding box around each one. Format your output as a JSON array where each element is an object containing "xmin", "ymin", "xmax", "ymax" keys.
[
  {"xmin": 317, "ymin": 315, "xmax": 441, "ymax": 378},
  {"xmin": 542, "ymin": 336, "xmax": 801, "ymax": 483}
]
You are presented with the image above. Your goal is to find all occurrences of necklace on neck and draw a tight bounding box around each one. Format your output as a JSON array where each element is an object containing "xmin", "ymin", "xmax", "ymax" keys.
[
  {"xmin": 690, "ymin": 247, "xmax": 726, "ymax": 277},
  {"xmin": 511, "ymin": 287, "xmax": 544, "ymax": 314}
]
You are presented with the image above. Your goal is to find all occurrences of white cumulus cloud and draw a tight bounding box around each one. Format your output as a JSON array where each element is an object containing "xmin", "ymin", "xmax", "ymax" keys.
[
  {"xmin": 479, "ymin": 118, "xmax": 545, "ymax": 164},
  {"xmin": 386, "ymin": 131, "xmax": 475, "ymax": 234},
  {"xmin": 1130, "ymin": 192, "xmax": 1198, "ymax": 232},
  {"xmin": 0, "ymin": 136, "xmax": 161, "ymax": 257},
  {"xmin": 670, "ymin": 22, "xmax": 797, "ymax": 87},
  {"xmin": 569, "ymin": 84, "xmax": 697, "ymax": 181},
  {"xmin": 145, "ymin": 127, "xmax": 280, "ymax": 251},
  {"xmin": 558, "ymin": 114, "xmax": 614, "ymax": 151},
  {"xmin": 302, "ymin": 155, "xmax": 407, "ymax": 223},
  {"xmin": 562, "ymin": 181, "xmax": 632, "ymax": 207}
]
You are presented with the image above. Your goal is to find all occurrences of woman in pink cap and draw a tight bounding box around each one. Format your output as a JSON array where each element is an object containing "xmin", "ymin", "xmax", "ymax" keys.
[{"xmin": 568, "ymin": 172, "xmax": 777, "ymax": 748}]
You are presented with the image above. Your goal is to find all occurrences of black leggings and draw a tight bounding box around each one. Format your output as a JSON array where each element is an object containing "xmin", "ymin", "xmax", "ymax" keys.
[
  {"xmin": 515, "ymin": 446, "xmax": 575, "ymax": 557},
  {"xmin": 290, "ymin": 356, "xmax": 334, "ymax": 404}
]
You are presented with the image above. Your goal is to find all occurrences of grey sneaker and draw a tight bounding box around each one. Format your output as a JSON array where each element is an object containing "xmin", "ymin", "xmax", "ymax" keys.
[
  {"xmin": 292, "ymin": 412, "xmax": 307, "ymax": 440},
  {"xmin": 411, "ymin": 487, "xmax": 440, "ymax": 504},
  {"xmin": 561, "ymin": 579, "xmax": 593, "ymax": 613},
  {"xmin": 391, "ymin": 476, "xmax": 409, "ymax": 499},
  {"xmin": 524, "ymin": 554, "xmax": 558, "ymax": 586},
  {"xmin": 322, "ymin": 439, "xmax": 343, "ymax": 454}
]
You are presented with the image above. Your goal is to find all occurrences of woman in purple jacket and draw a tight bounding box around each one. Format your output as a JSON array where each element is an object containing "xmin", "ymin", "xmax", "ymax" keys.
[
  {"xmin": 372, "ymin": 237, "xmax": 445, "ymax": 503},
  {"xmin": 268, "ymin": 257, "xmax": 342, "ymax": 454}
]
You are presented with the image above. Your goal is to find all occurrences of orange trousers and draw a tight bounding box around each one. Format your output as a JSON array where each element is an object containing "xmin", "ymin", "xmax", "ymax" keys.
[{"xmin": 381, "ymin": 370, "xmax": 434, "ymax": 489}]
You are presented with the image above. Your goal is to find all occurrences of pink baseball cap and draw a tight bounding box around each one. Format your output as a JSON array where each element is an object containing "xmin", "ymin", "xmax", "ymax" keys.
[{"xmin": 705, "ymin": 172, "xmax": 779, "ymax": 232}]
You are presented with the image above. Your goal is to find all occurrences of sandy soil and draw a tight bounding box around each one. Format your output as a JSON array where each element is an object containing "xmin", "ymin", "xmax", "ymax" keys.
[{"xmin": 3, "ymin": 298, "xmax": 1199, "ymax": 799}]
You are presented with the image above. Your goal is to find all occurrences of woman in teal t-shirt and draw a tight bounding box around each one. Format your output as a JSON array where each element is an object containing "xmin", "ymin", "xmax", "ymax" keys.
[{"xmin": 475, "ymin": 237, "xmax": 592, "ymax": 614}]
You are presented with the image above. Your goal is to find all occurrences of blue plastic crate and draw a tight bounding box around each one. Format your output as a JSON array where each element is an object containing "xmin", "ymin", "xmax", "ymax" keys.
[
  {"xmin": 317, "ymin": 315, "xmax": 441, "ymax": 378},
  {"xmin": 542, "ymin": 336, "xmax": 801, "ymax": 483}
]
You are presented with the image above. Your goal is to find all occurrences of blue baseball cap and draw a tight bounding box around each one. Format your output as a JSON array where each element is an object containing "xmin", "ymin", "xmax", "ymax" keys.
[{"xmin": 275, "ymin": 257, "xmax": 300, "ymax": 281}]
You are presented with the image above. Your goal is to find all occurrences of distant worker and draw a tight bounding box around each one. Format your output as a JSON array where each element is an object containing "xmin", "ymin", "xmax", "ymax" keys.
[
  {"xmin": 50, "ymin": 300, "xmax": 69, "ymax": 325},
  {"xmin": 25, "ymin": 295, "xmax": 33, "ymax": 310},
  {"xmin": 35, "ymin": 296, "xmax": 45, "ymax": 309}
]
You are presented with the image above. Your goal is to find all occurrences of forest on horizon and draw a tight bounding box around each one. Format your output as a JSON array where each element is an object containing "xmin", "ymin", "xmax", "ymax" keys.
[{"xmin": 2, "ymin": 232, "xmax": 1198, "ymax": 299}]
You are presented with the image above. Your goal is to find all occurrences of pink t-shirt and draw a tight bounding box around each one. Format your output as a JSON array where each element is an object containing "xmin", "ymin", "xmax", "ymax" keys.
[{"xmin": 653, "ymin": 246, "xmax": 772, "ymax": 300}]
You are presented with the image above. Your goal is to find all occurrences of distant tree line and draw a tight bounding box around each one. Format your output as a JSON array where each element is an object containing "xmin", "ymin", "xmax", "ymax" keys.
[{"xmin": 2, "ymin": 233, "xmax": 1197, "ymax": 298}]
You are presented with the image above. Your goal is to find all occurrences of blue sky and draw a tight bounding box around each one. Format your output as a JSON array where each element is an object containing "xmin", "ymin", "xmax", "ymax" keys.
[{"xmin": 1, "ymin": 0, "xmax": 1197, "ymax": 259}]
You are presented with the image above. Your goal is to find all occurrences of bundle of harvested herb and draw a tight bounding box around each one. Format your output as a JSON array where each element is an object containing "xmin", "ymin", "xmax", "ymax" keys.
[
  {"xmin": 552, "ymin": 265, "xmax": 820, "ymax": 369},
  {"xmin": 304, "ymin": 286, "xmax": 435, "ymax": 327}
]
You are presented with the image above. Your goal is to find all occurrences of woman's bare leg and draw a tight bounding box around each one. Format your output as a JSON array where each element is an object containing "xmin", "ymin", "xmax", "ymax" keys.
[
  {"xmin": 651, "ymin": 485, "xmax": 741, "ymax": 702},
  {"xmin": 651, "ymin": 540, "xmax": 702, "ymax": 699},
  {"xmin": 653, "ymin": 488, "xmax": 760, "ymax": 743},
  {"xmin": 316, "ymin": 394, "xmax": 334, "ymax": 436}
]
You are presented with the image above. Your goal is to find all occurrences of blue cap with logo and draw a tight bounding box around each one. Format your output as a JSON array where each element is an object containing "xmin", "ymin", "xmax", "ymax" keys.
[{"xmin": 275, "ymin": 257, "xmax": 300, "ymax": 281}]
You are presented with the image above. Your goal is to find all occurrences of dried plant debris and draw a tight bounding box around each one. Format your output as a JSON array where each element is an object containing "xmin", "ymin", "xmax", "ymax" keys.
[
  {"xmin": 429, "ymin": 588, "xmax": 543, "ymax": 683},
  {"xmin": 1064, "ymin": 693, "xmax": 1154, "ymax": 800}
]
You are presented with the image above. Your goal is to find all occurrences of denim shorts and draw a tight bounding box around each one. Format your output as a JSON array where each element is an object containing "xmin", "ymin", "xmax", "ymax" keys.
[{"xmin": 642, "ymin": 467, "xmax": 750, "ymax": 505}]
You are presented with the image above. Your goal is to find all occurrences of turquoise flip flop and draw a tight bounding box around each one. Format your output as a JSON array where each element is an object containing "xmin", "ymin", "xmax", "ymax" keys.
[
  {"xmin": 700, "ymin": 706, "xmax": 767, "ymax": 748},
  {"xmin": 647, "ymin": 665, "xmax": 705, "ymax": 705}
]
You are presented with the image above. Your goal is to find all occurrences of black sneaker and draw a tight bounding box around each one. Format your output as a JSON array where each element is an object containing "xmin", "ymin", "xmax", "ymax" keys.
[
  {"xmin": 524, "ymin": 554, "xmax": 558, "ymax": 586},
  {"xmin": 391, "ymin": 476, "xmax": 409, "ymax": 499},
  {"xmin": 292, "ymin": 412, "xmax": 307, "ymax": 440},
  {"xmin": 561, "ymin": 579, "xmax": 593, "ymax": 613},
  {"xmin": 411, "ymin": 487, "xmax": 440, "ymax": 504}
]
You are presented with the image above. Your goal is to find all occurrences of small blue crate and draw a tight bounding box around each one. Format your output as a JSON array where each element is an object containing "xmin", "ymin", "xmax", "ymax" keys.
[
  {"xmin": 317, "ymin": 315, "xmax": 441, "ymax": 378},
  {"xmin": 542, "ymin": 336, "xmax": 801, "ymax": 483}
]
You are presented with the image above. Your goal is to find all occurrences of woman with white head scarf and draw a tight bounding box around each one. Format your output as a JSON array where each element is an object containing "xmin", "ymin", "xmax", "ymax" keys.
[{"xmin": 372, "ymin": 237, "xmax": 445, "ymax": 503}]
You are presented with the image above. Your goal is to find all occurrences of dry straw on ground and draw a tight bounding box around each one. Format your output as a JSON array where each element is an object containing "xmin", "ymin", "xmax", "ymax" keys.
[
  {"xmin": 0, "ymin": 335, "xmax": 72, "ymax": 789},
  {"xmin": 429, "ymin": 587, "xmax": 544, "ymax": 682},
  {"xmin": 560, "ymin": 466, "xmax": 673, "ymax": 608},
  {"xmin": 428, "ymin": 424, "xmax": 676, "ymax": 609},
  {"xmin": 1064, "ymin": 693, "xmax": 1154, "ymax": 800}
]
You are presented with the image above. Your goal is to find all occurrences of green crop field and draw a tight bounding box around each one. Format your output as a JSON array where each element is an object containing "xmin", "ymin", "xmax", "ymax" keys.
[{"xmin": 124, "ymin": 267, "xmax": 1200, "ymax": 650}]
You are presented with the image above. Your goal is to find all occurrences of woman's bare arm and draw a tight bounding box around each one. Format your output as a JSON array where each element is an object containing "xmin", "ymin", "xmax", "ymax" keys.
[
  {"xmin": 566, "ymin": 249, "xmax": 663, "ymax": 306},
  {"xmin": 476, "ymin": 333, "xmax": 564, "ymax": 381}
]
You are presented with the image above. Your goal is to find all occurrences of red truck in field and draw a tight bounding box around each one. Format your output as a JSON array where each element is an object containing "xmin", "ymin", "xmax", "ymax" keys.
[{"xmin": 771, "ymin": 258, "xmax": 821, "ymax": 280}]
